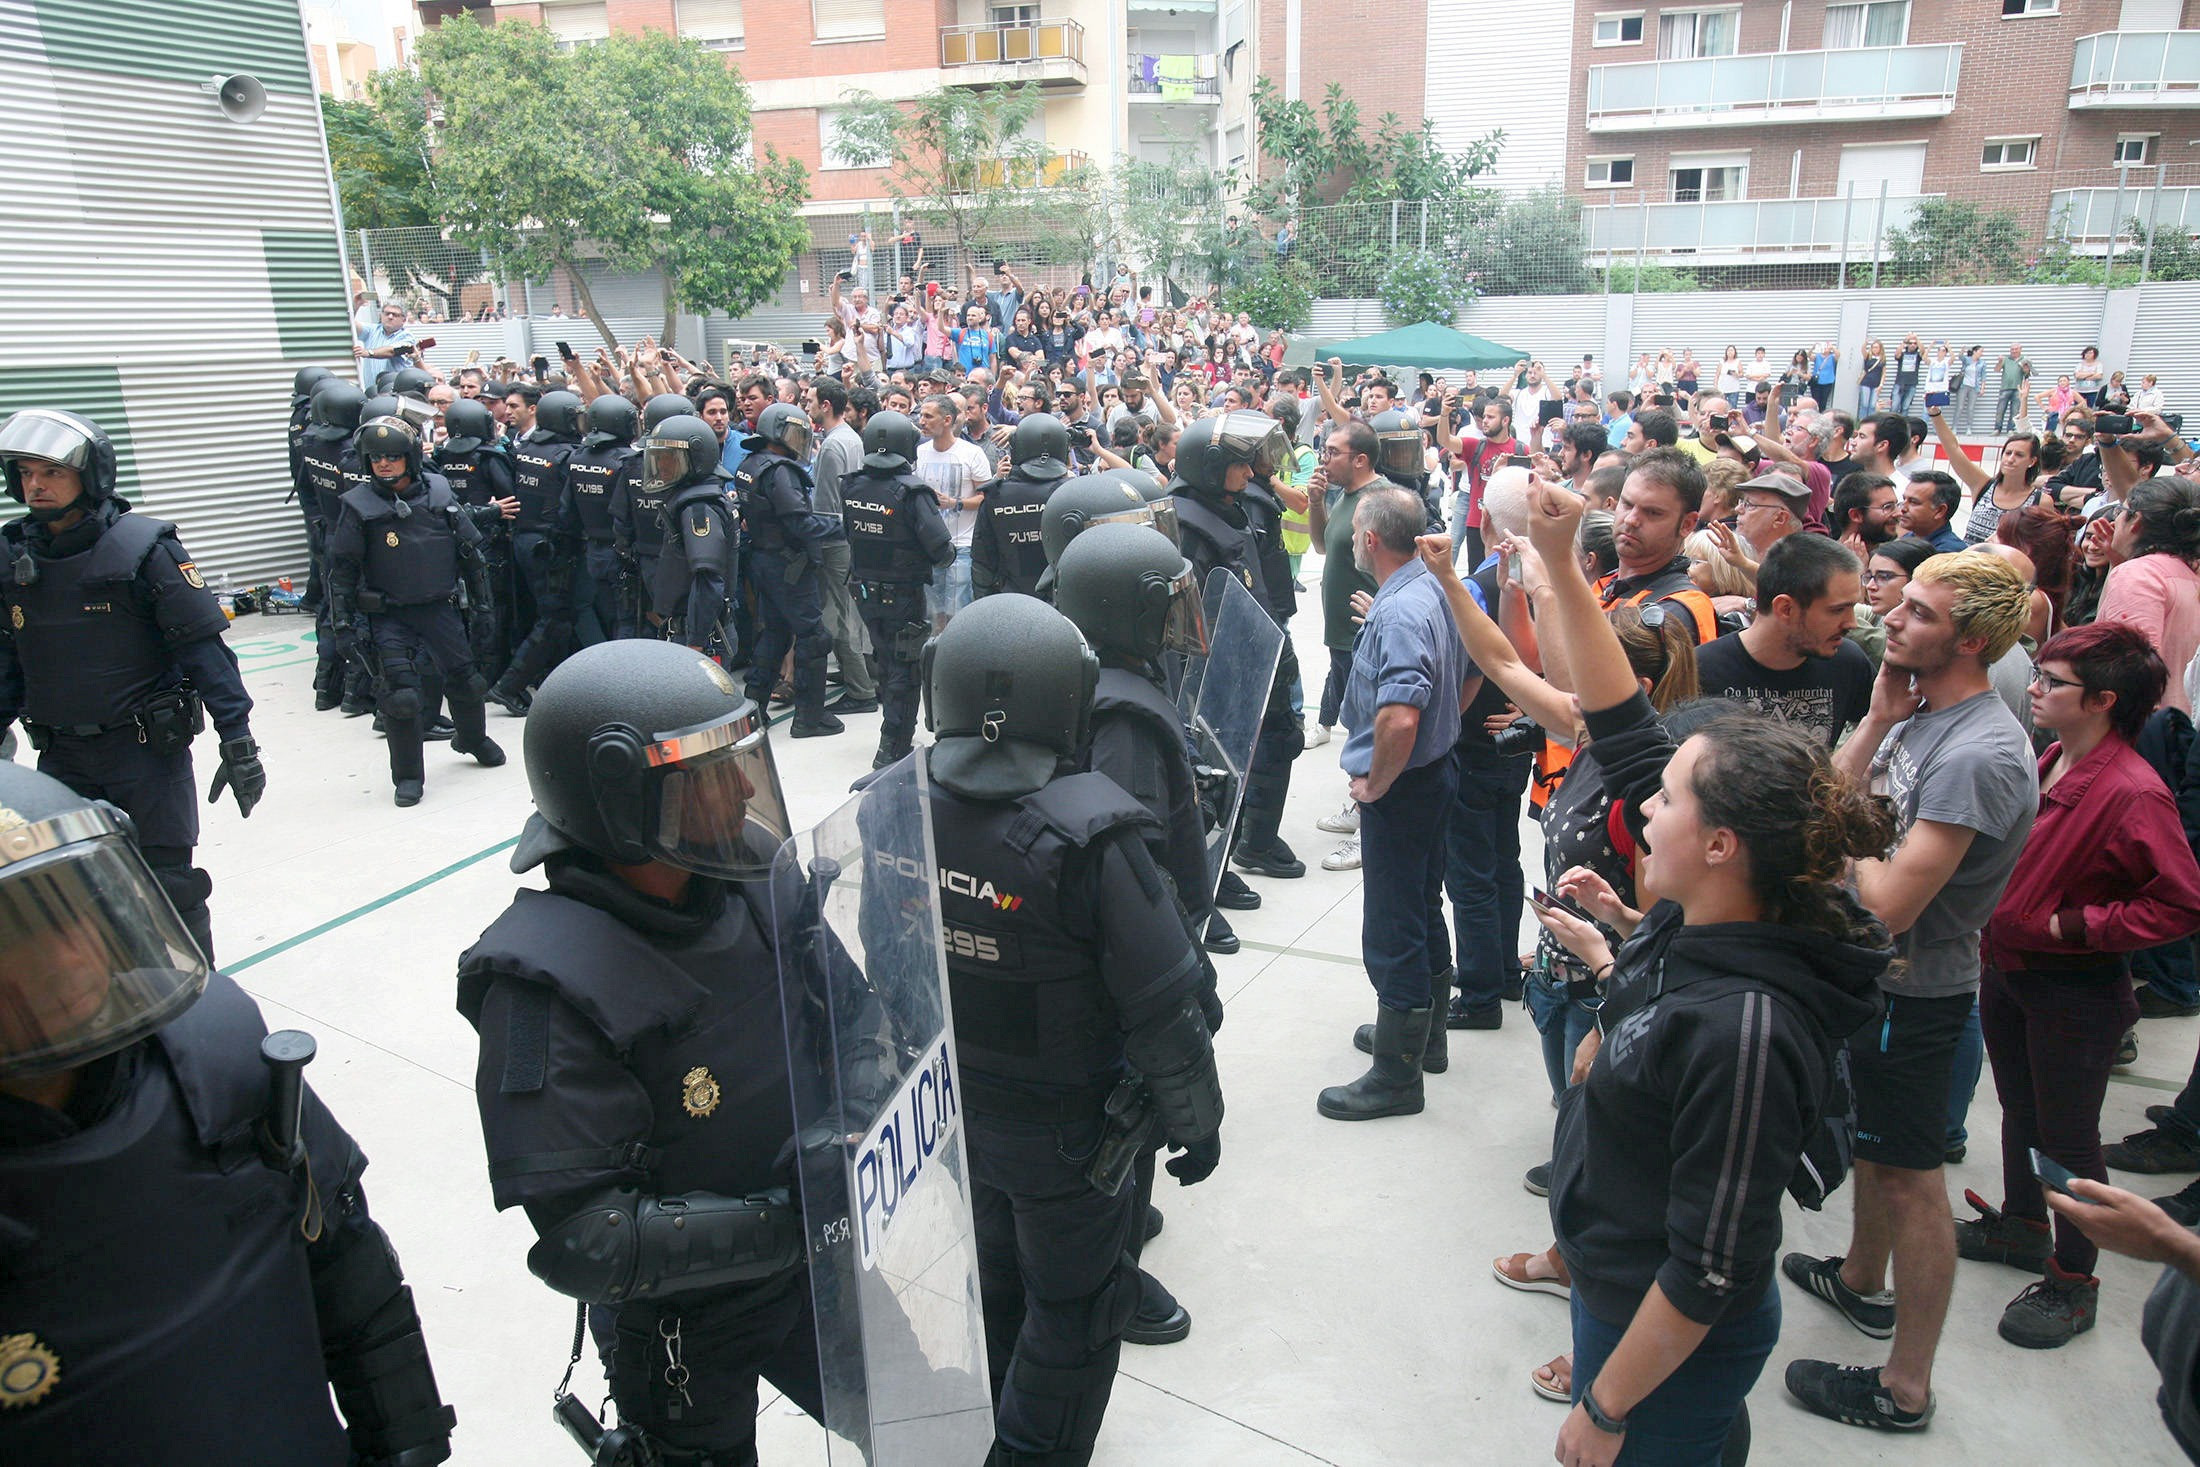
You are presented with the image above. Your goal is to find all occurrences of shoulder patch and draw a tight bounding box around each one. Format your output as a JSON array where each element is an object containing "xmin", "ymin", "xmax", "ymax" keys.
[{"xmin": 178, "ymin": 561, "xmax": 204, "ymax": 589}]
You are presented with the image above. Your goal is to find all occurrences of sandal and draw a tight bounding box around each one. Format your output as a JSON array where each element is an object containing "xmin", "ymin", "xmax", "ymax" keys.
[
  {"xmin": 1531, "ymin": 1353, "xmax": 1573, "ymax": 1404},
  {"xmin": 1492, "ymin": 1248, "xmax": 1572, "ymax": 1300}
]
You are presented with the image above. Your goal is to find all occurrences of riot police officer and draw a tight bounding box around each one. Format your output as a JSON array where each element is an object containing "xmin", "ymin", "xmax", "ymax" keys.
[
  {"xmin": 0, "ymin": 761, "xmax": 456, "ymax": 1466},
  {"xmin": 734, "ymin": 403, "xmax": 842, "ymax": 738},
  {"xmin": 643, "ymin": 412, "xmax": 741, "ymax": 665},
  {"xmin": 920, "ymin": 595, "xmax": 1224, "ymax": 1466},
  {"xmin": 972, "ymin": 413, "xmax": 1069, "ymax": 599},
  {"xmin": 610, "ymin": 394, "xmax": 693, "ymax": 642},
  {"xmin": 488, "ymin": 389, "xmax": 585, "ymax": 714},
  {"xmin": 563, "ymin": 394, "xmax": 639, "ymax": 643},
  {"xmin": 433, "ymin": 397, "xmax": 519, "ymax": 677},
  {"xmin": 1032, "ymin": 470, "xmax": 1171, "ymax": 599},
  {"xmin": 326, "ymin": 417, "xmax": 507, "ymax": 808},
  {"xmin": 302, "ymin": 381, "xmax": 376, "ymax": 713},
  {"xmin": 1169, "ymin": 412, "xmax": 1306, "ymax": 884},
  {"xmin": 288, "ymin": 365, "xmax": 334, "ymax": 611},
  {"xmin": 1369, "ymin": 408, "xmax": 1442, "ymax": 528},
  {"xmin": 458, "ymin": 639, "xmax": 841, "ymax": 1467},
  {"xmin": 841, "ymin": 411, "xmax": 953, "ymax": 771},
  {"xmin": 0, "ymin": 409, "xmax": 265, "ymax": 964}
]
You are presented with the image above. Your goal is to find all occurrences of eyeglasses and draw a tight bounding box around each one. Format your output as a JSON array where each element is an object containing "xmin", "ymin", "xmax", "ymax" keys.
[
  {"xmin": 1737, "ymin": 498, "xmax": 1787, "ymax": 514},
  {"xmin": 1861, "ymin": 569, "xmax": 1906, "ymax": 585},
  {"xmin": 2029, "ymin": 665, "xmax": 2085, "ymax": 694}
]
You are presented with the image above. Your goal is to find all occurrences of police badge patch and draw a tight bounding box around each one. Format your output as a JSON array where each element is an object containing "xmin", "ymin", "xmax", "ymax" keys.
[
  {"xmin": 0, "ymin": 1333, "xmax": 59, "ymax": 1409},
  {"xmin": 681, "ymin": 1066, "xmax": 722, "ymax": 1118},
  {"xmin": 386, "ymin": 531, "xmax": 402, "ymax": 548},
  {"xmin": 7, "ymin": 606, "xmax": 20, "ymax": 631},
  {"xmin": 179, "ymin": 562, "xmax": 205, "ymax": 589}
]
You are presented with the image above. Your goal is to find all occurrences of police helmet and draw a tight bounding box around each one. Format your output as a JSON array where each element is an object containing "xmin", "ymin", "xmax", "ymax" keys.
[
  {"xmin": 390, "ymin": 366, "xmax": 438, "ymax": 399},
  {"xmin": 861, "ymin": 410, "xmax": 920, "ymax": 471},
  {"xmin": 512, "ymin": 641, "xmax": 789, "ymax": 880},
  {"xmin": 0, "ymin": 761, "xmax": 211, "ymax": 1077},
  {"xmin": 292, "ymin": 365, "xmax": 334, "ymax": 401},
  {"xmin": 1053, "ymin": 522, "xmax": 1208, "ymax": 664},
  {"xmin": 582, "ymin": 393, "xmax": 639, "ymax": 448},
  {"xmin": 356, "ymin": 416, "xmax": 424, "ymax": 482},
  {"xmin": 641, "ymin": 414, "xmax": 732, "ymax": 495},
  {"xmin": 745, "ymin": 402, "xmax": 814, "ymax": 460},
  {"xmin": 922, "ymin": 596, "xmax": 1097, "ymax": 802},
  {"xmin": 1009, "ymin": 413, "xmax": 1071, "ymax": 481},
  {"xmin": 0, "ymin": 409, "xmax": 120, "ymax": 505},
  {"xmin": 1171, "ymin": 411, "xmax": 1289, "ymax": 495},
  {"xmin": 1370, "ymin": 409, "xmax": 1427, "ymax": 481},
  {"xmin": 643, "ymin": 393, "xmax": 696, "ymax": 433},
  {"xmin": 308, "ymin": 382, "xmax": 367, "ymax": 445},
  {"xmin": 441, "ymin": 399, "xmax": 497, "ymax": 455},
  {"xmin": 536, "ymin": 390, "xmax": 586, "ymax": 443},
  {"xmin": 1037, "ymin": 472, "xmax": 1177, "ymax": 594},
  {"xmin": 360, "ymin": 393, "xmax": 403, "ymax": 426}
]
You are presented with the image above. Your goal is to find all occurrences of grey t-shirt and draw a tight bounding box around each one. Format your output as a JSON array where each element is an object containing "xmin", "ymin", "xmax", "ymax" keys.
[{"xmin": 1871, "ymin": 688, "xmax": 2038, "ymax": 997}]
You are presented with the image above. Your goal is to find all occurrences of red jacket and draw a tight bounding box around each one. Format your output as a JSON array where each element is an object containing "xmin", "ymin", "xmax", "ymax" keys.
[{"xmin": 1983, "ymin": 735, "xmax": 2200, "ymax": 971}]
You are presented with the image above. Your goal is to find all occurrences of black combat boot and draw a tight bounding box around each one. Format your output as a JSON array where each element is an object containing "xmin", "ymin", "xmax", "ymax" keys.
[
  {"xmin": 1354, "ymin": 973, "xmax": 1453, "ymax": 1075},
  {"xmin": 1319, "ymin": 1004, "xmax": 1430, "ymax": 1120}
]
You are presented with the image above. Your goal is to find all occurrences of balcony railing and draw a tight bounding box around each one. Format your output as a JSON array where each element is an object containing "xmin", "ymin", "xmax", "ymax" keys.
[
  {"xmin": 1586, "ymin": 43, "xmax": 1961, "ymax": 130},
  {"xmin": 940, "ymin": 19, "xmax": 1086, "ymax": 83},
  {"xmin": 964, "ymin": 150, "xmax": 1091, "ymax": 190},
  {"xmin": 1582, "ymin": 193, "xmax": 1940, "ymax": 263},
  {"xmin": 2050, "ymin": 186, "xmax": 2200, "ymax": 243},
  {"xmin": 2069, "ymin": 31, "xmax": 2200, "ymax": 107},
  {"xmin": 1128, "ymin": 54, "xmax": 1221, "ymax": 98}
]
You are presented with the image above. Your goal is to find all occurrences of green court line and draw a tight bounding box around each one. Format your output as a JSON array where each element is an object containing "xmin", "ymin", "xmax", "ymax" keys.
[
  {"xmin": 226, "ymin": 836, "xmax": 520, "ymax": 973},
  {"xmin": 2110, "ymin": 1071, "xmax": 2185, "ymax": 1093},
  {"xmin": 241, "ymin": 654, "xmax": 320, "ymax": 675},
  {"xmin": 1235, "ymin": 937, "xmax": 1363, "ymax": 968}
]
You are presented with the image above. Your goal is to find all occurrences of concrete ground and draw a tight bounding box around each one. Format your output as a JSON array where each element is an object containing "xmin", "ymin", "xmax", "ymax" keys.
[{"xmin": 178, "ymin": 597, "xmax": 2193, "ymax": 1466}]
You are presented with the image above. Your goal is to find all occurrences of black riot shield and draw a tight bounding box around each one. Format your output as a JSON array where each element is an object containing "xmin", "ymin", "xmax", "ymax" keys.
[
  {"xmin": 1175, "ymin": 569, "xmax": 1286, "ymax": 901},
  {"xmin": 770, "ymin": 756, "xmax": 993, "ymax": 1465}
]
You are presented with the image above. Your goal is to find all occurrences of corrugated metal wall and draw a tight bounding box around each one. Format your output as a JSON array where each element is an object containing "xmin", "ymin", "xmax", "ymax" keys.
[
  {"xmin": 2132, "ymin": 283, "xmax": 2200, "ymax": 396},
  {"xmin": 1632, "ymin": 291, "xmax": 1846, "ymax": 374},
  {"xmin": 0, "ymin": 0, "xmax": 350, "ymax": 584},
  {"xmin": 1866, "ymin": 286, "xmax": 2110, "ymax": 394}
]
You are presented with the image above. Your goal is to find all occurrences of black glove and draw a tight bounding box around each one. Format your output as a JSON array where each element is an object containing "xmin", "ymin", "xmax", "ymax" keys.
[
  {"xmin": 1164, "ymin": 1130, "xmax": 1220, "ymax": 1187},
  {"xmin": 208, "ymin": 736, "xmax": 266, "ymax": 818}
]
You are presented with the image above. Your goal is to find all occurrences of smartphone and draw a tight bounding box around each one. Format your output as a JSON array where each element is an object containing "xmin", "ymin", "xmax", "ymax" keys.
[
  {"xmin": 1532, "ymin": 887, "xmax": 1596, "ymax": 924},
  {"xmin": 530, "ymin": 354, "xmax": 548, "ymax": 380},
  {"xmin": 2030, "ymin": 1148, "xmax": 2099, "ymax": 1203},
  {"xmin": 413, "ymin": 335, "xmax": 437, "ymax": 352},
  {"xmin": 1505, "ymin": 550, "xmax": 1524, "ymax": 583},
  {"xmin": 555, "ymin": 340, "xmax": 574, "ymax": 361}
]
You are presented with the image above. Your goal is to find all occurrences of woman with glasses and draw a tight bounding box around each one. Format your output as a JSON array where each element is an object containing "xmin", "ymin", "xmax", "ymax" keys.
[
  {"xmin": 1846, "ymin": 536, "xmax": 1937, "ymax": 667},
  {"xmin": 1961, "ymin": 623, "xmax": 2200, "ymax": 1348}
]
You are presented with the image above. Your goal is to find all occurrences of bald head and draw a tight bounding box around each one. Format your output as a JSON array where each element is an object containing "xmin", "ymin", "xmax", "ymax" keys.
[
  {"xmin": 1978, "ymin": 541, "xmax": 2036, "ymax": 590},
  {"xmin": 1480, "ymin": 466, "xmax": 1534, "ymax": 543}
]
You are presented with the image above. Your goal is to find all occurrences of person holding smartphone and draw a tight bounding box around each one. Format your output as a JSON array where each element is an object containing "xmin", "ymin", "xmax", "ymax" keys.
[{"xmin": 1958, "ymin": 622, "xmax": 2200, "ymax": 1349}]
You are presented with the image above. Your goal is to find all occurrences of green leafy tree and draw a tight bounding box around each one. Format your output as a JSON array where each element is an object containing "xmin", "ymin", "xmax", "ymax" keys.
[
  {"xmin": 323, "ymin": 69, "xmax": 487, "ymax": 315},
  {"xmin": 1882, "ymin": 198, "xmax": 2026, "ymax": 286},
  {"xmin": 418, "ymin": 16, "xmax": 807, "ymax": 347},
  {"xmin": 1380, "ymin": 250, "xmax": 1471, "ymax": 324},
  {"xmin": 1604, "ymin": 262, "xmax": 1702, "ymax": 292},
  {"xmin": 1464, "ymin": 191, "xmax": 1596, "ymax": 297},
  {"xmin": 1220, "ymin": 264, "xmax": 1315, "ymax": 332},
  {"xmin": 828, "ymin": 83, "xmax": 1080, "ymax": 264}
]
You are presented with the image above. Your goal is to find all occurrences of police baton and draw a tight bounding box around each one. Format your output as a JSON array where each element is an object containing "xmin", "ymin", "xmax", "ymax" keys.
[{"xmin": 258, "ymin": 1029, "xmax": 317, "ymax": 1172}]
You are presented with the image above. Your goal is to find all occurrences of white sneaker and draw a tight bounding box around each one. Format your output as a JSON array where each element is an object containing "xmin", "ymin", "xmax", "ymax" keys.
[
  {"xmin": 1316, "ymin": 800, "xmax": 1360, "ymax": 835},
  {"xmin": 1322, "ymin": 836, "xmax": 1362, "ymax": 871},
  {"xmin": 1305, "ymin": 724, "xmax": 1333, "ymax": 749}
]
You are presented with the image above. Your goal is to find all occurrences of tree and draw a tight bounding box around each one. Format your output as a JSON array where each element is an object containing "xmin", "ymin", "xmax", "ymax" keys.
[
  {"xmin": 417, "ymin": 16, "xmax": 808, "ymax": 347},
  {"xmin": 827, "ymin": 83, "xmax": 1081, "ymax": 264},
  {"xmin": 1881, "ymin": 198, "xmax": 2026, "ymax": 286},
  {"xmin": 323, "ymin": 69, "xmax": 488, "ymax": 316},
  {"xmin": 1464, "ymin": 190, "xmax": 1597, "ymax": 298}
]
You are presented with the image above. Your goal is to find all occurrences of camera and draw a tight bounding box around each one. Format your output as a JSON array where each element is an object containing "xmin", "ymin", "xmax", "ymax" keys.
[
  {"xmin": 2093, "ymin": 413, "xmax": 2136, "ymax": 436},
  {"xmin": 1490, "ymin": 718, "xmax": 1546, "ymax": 759},
  {"xmin": 1068, "ymin": 423, "xmax": 1094, "ymax": 448}
]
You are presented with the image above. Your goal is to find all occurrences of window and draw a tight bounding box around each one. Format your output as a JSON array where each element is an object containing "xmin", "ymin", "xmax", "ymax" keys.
[
  {"xmin": 677, "ymin": 0, "xmax": 744, "ymax": 50},
  {"xmin": 1822, "ymin": 1, "xmax": 1908, "ymax": 48},
  {"xmin": 2001, "ymin": 0, "xmax": 2057, "ymax": 14},
  {"xmin": 1657, "ymin": 8, "xmax": 1738, "ymax": 59},
  {"xmin": 1980, "ymin": 136, "xmax": 2038, "ymax": 170},
  {"xmin": 1586, "ymin": 156, "xmax": 1636, "ymax": 187},
  {"xmin": 1593, "ymin": 11, "xmax": 1645, "ymax": 45},
  {"xmin": 990, "ymin": 3, "xmax": 1040, "ymax": 23},
  {"xmin": 818, "ymin": 107, "xmax": 864, "ymax": 169},
  {"xmin": 2116, "ymin": 134, "xmax": 2156, "ymax": 166},
  {"xmin": 812, "ymin": 0, "xmax": 884, "ymax": 42},
  {"xmin": 542, "ymin": 1, "xmax": 608, "ymax": 50},
  {"xmin": 1670, "ymin": 153, "xmax": 1747, "ymax": 201}
]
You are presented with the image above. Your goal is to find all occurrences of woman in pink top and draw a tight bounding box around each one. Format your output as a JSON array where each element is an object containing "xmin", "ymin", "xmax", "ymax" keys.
[{"xmin": 2099, "ymin": 476, "xmax": 2200, "ymax": 713}]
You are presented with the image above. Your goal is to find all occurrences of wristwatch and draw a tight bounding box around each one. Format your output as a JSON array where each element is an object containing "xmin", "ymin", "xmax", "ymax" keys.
[{"xmin": 1579, "ymin": 1387, "xmax": 1629, "ymax": 1436}]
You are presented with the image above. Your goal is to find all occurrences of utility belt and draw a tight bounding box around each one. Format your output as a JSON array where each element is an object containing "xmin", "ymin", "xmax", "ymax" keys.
[
  {"xmin": 25, "ymin": 685, "xmax": 203, "ymax": 755},
  {"xmin": 958, "ymin": 1067, "xmax": 1112, "ymax": 1127},
  {"xmin": 354, "ymin": 589, "xmax": 456, "ymax": 614}
]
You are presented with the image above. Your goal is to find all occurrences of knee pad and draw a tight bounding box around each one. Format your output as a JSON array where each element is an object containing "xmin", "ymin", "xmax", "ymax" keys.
[
  {"xmin": 141, "ymin": 848, "xmax": 214, "ymax": 909},
  {"xmin": 999, "ymin": 1351, "xmax": 1116, "ymax": 1457},
  {"xmin": 1085, "ymin": 1252, "xmax": 1143, "ymax": 1352},
  {"xmin": 380, "ymin": 684, "xmax": 422, "ymax": 721},
  {"xmin": 460, "ymin": 672, "xmax": 491, "ymax": 698}
]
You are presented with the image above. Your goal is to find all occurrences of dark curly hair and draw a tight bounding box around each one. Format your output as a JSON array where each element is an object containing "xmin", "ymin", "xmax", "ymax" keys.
[{"xmin": 1687, "ymin": 716, "xmax": 1898, "ymax": 941}]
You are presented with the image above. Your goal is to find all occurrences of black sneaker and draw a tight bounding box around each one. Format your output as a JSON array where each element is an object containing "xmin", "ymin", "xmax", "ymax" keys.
[
  {"xmin": 832, "ymin": 696, "xmax": 880, "ymax": 715},
  {"xmin": 1445, "ymin": 997, "xmax": 1502, "ymax": 1031},
  {"xmin": 1213, "ymin": 871, "xmax": 1262, "ymax": 911},
  {"xmin": 1202, "ymin": 912, "xmax": 1240, "ymax": 955},
  {"xmin": 1784, "ymin": 1361, "xmax": 1933, "ymax": 1432},
  {"xmin": 1122, "ymin": 1270, "xmax": 1190, "ymax": 1346},
  {"xmin": 1998, "ymin": 1264, "xmax": 2098, "ymax": 1350},
  {"xmin": 423, "ymin": 717, "xmax": 456, "ymax": 741},
  {"xmin": 790, "ymin": 714, "xmax": 845, "ymax": 738},
  {"xmin": 1953, "ymin": 1189, "xmax": 2051, "ymax": 1272},
  {"xmin": 1523, "ymin": 1162, "xmax": 1550, "ymax": 1197},
  {"xmin": 1781, "ymin": 1253, "xmax": 1896, "ymax": 1339},
  {"xmin": 1232, "ymin": 841, "xmax": 1305, "ymax": 879},
  {"xmin": 2106, "ymin": 1126, "xmax": 2200, "ymax": 1174},
  {"xmin": 2157, "ymin": 1178, "xmax": 2200, "ymax": 1227},
  {"xmin": 2137, "ymin": 985, "xmax": 2200, "ymax": 1019}
]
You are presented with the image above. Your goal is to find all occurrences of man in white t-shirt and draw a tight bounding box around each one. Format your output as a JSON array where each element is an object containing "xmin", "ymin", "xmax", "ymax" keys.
[{"xmin": 916, "ymin": 393, "xmax": 993, "ymax": 630}]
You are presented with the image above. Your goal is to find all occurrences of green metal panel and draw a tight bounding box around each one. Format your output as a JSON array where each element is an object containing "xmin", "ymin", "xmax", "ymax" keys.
[
  {"xmin": 33, "ymin": 0, "xmax": 314, "ymax": 93},
  {"xmin": 0, "ymin": 366, "xmax": 138, "ymax": 503},
  {"xmin": 264, "ymin": 229, "xmax": 354, "ymax": 358}
]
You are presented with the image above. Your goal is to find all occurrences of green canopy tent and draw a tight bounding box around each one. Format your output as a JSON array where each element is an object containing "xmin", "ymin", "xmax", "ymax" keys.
[{"xmin": 1283, "ymin": 320, "xmax": 1527, "ymax": 373}]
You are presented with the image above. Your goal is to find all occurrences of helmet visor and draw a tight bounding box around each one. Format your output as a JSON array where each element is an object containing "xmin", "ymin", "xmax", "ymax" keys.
[
  {"xmin": 0, "ymin": 410, "xmax": 93, "ymax": 473},
  {"xmin": 777, "ymin": 419, "xmax": 814, "ymax": 460},
  {"xmin": 1378, "ymin": 431, "xmax": 1424, "ymax": 477},
  {"xmin": 1092, "ymin": 497, "xmax": 1179, "ymax": 546},
  {"xmin": 0, "ymin": 818, "xmax": 210, "ymax": 1077},
  {"xmin": 645, "ymin": 708, "xmax": 791, "ymax": 880},
  {"xmin": 1217, "ymin": 413, "xmax": 1289, "ymax": 480},
  {"xmin": 643, "ymin": 438, "xmax": 695, "ymax": 495},
  {"xmin": 1162, "ymin": 562, "xmax": 1209, "ymax": 656}
]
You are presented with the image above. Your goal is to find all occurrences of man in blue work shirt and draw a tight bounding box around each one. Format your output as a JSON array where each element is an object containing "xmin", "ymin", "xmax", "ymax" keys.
[{"xmin": 1319, "ymin": 483, "xmax": 1476, "ymax": 1123}]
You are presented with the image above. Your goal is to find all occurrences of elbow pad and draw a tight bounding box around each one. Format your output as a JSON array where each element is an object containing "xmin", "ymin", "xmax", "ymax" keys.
[
  {"xmin": 526, "ymin": 1187, "xmax": 806, "ymax": 1305},
  {"xmin": 1124, "ymin": 999, "xmax": 1224, "ymax": 1147},
  {"xmin": 312, "ymin": 1189, "xmax": 459, "ymax": 1465}
]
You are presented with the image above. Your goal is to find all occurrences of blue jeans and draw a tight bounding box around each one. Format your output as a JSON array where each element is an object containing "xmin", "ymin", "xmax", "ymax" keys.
[
  {"xmin": 1943, "ymin": 996, "xmax": 1983, "ymax": 1154},
  {"xmin": 1526, "ymin": 967, "xmax": 1599, "ymax": 1102},
  {"xmin": 1892, "ymin": 383, "xmax": 1918, "ymax": 417},
  {"xmin": 929, "ymin": 546, "xmax": 972, "ymax": 629},
  {"xmin": 1572, "ymin": 1283, "xmax": 1778, "ymax": 1466},
  {"xmin": 1996, "ymin": 388, "xmax": 2023, "ymax": 433},
  {"xmin": 1857, "ymin": 384, "xmax": 1880, "ymax": 418},
  {"xmin": 1444, "ymin": 748, "xmax": 1532, "ymax": 1013},
  {"xmin": 1359, "ymin": 755, "xmax": 1457, "ymax": 1012},
  {"xmin": 2134, "ymin": 937, "xmax": 2200, "ymax": 1008}
]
